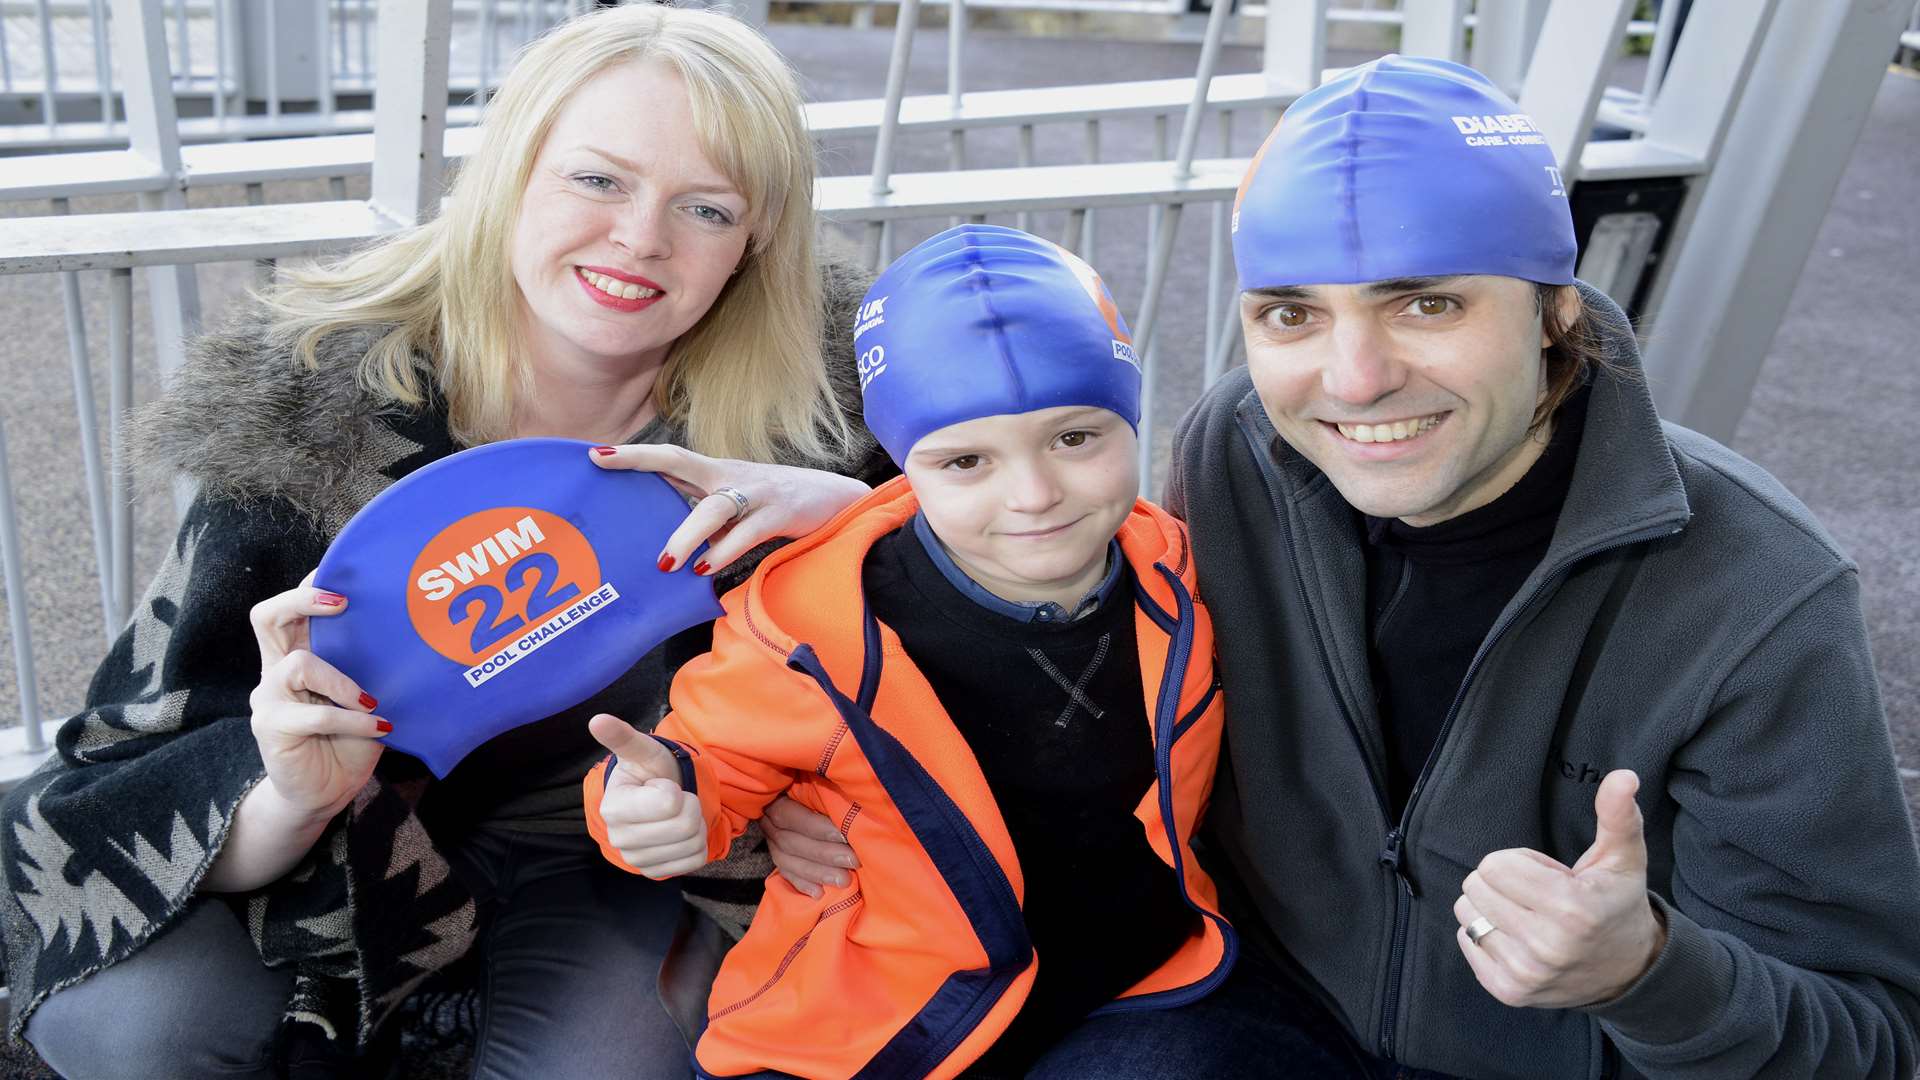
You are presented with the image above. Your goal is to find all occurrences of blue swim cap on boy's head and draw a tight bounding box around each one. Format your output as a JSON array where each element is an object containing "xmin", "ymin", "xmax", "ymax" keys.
[
  {"xmin": 857, "ymin": 224, "xmax": 1141, "ymax": 467},
  {"xmin": 1233, "ymin": 54, "xmax": 1577, "ymax": 289}
]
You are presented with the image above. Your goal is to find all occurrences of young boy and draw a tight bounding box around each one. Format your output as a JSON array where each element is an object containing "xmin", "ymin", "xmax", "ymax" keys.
[{"xmin": 584, "ymin": 225, "xmax": 1233, "ymax": 1080}]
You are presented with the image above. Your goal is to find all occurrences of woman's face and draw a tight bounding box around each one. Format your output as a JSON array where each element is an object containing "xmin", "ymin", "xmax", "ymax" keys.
[{"xmin": 509, "ymin": 59, "xmax": 752, "ymax": 382}]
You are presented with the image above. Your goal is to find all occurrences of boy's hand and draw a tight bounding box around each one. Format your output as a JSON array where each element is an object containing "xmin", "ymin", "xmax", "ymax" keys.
[{"xmin": 588, "ymin": 713, "xmax": 708, "ymax": 878}]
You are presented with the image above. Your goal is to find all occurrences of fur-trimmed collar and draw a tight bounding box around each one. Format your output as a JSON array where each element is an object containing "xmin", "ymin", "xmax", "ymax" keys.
[{"xmin": 136, "ymin": 247, "xmax": 878, "ymax": 536}]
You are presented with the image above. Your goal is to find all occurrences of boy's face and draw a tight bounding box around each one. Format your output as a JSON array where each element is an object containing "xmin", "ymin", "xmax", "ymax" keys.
[
  {"xmin": 1240, "ymin": 274, "xmax": 1568, "ymax": 526},
  {"xmin": 904, "ymin": 406, "xmax": 1138, "ymax": 606}
]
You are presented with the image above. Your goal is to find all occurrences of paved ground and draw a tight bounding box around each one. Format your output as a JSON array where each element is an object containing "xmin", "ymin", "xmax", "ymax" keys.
[{"xmin": 0, "ymin": 20, "xmax": 1916, "ymax": 1076}]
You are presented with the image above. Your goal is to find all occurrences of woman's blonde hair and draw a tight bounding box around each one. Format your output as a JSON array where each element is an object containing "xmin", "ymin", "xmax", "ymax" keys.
[{"xmin": 263, "ymin": 4, "xmax": 848, "ymax": 464}]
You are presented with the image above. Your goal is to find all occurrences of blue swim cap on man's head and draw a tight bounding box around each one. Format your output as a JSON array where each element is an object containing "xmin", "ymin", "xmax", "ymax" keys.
[
  {"xmin": 1233, "ymin": 54, "xmax": 1577, "ymax": 289},
  {"xmin": 857, "ymin": 224, "xmax": 1142, "ymax": 467}
]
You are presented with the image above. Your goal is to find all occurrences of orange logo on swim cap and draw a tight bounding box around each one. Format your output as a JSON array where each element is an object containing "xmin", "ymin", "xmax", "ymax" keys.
[
  {"xmin": 1046, "ymin": 241, "xmax": 1131, "ymax": 346},
  {"xmin": 406, "ymin": 507, "xmax": 602, "ymax": 667}
]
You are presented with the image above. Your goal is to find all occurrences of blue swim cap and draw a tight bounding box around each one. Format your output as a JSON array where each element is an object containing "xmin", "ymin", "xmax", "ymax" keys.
[
  {"xmin": 1233, "ymin": 54, "xmax": 1576, "ymax": 289},
  {"xmin": 856, "ymin": 224, "xmax": 1141, "ymax": 467}
]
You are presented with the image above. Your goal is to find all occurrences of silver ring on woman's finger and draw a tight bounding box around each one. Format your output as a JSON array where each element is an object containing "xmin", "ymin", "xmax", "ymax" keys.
[
  {"xmin": 1465, "ymin": 915, "xmax": 1499, "ymax": 946},
  {"xmin": 711, "ymin": 485, "xmax": 751, "ymax": 523}
]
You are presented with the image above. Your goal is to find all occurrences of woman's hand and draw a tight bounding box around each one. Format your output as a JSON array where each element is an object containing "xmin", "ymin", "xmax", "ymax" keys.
[
  {"xmin": 246, "ymin": 574, "xmax": 389, "ymax": 817},
  {"xmin": 761, "ymin": 794, "xmax": 861, "ymax": 900},
  {"xmin": 590, "ymin": 444, "xmax": 869, "ymax": 577}
]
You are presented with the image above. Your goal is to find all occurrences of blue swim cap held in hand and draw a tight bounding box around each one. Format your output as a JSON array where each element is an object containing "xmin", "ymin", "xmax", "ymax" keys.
[
  {"xmin": 856, "ymin": 224, "xmax": 1142, "ymax": 466},
  {"xmin": 309, "ymin": 438, "xmax": 723, "ymax": 777},
  {"xmin": 1233, "ymin": 54, "xmax": 1577, "ymax": 289}
]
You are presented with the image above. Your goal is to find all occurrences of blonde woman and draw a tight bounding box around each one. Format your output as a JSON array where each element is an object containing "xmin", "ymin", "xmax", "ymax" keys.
[{"xmin": 3, "ymin": 7, "xmax": 887, "ymax": 1078}]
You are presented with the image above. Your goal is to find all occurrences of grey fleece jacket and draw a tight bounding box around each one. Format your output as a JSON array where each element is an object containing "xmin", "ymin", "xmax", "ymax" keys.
[{"xmin": 1165, "ymin": 284, "xmax": 1920, "ymax": 1080}]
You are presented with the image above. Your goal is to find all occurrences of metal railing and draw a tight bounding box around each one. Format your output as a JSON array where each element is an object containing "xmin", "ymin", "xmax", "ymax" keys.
[
  {"xmin": 0, "ymin": 0, "xmax": 596, "ymax": 151},
  {"xmin": 0, "ymin": 0, "xmax": 1910, "ymax": 787}
]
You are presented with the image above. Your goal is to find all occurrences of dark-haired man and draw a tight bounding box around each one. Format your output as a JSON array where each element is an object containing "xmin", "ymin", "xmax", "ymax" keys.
[{"xmin": 1168, "ymin": 53, "xmax": 1920, "ymax": 1079}]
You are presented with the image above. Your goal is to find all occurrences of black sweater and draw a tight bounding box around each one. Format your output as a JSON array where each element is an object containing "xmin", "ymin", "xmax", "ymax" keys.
[
  {"xmin": 1362, "ymin": 386, "xmax": 1588, "ymax": 817},
  {"xmin": 862, "ymin": 525, "xmax": 1197, "ymax": 1071}
]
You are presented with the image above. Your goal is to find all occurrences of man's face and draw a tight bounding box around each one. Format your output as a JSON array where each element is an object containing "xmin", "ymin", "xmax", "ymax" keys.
[
  {"xmin": 1241, "ymin": 275, "xmax": 1567, "ymax": 526},
  {"xmin": 903, "ymin": 406, "xmax": 1138, "ymax": 607}
]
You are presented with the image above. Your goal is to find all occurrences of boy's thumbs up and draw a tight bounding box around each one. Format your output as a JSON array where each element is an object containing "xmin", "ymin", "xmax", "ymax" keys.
[
  {"xmin": 588, "ymin": 713, "xmax": 709, "ymax": 879},
  {"xmin": 589, "ymin": 712, "xmax": 682, "ymax": 789},
  {"xmin": 1571, "ymin": 769, "xmax": 1648, "ymax": 877}
]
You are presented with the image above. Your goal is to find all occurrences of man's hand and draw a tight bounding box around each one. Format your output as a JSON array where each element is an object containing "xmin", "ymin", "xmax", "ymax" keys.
[
  {"xmin": 588, "ymin": 714, "xmax": 708, "ymax": 878},
  {"xmin": 1454, "ymin": 770, "xmax": 1668, "ymax": 1009}
]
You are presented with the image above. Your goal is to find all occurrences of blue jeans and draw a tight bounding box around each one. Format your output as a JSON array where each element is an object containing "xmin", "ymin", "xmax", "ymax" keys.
[
  {"xmin": 1017, "ymin": 950, "xmax": 1374, "ymax": 1080},
  {"xmin": 27, "ymin": 825, "xmax": 691, "ymax": 1080}
]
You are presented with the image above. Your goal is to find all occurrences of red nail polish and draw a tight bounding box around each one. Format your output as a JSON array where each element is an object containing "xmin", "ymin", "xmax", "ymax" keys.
[
  {"xmin": 315, "ymin": 591, "xmax": 346, "ymax": 607},
  {"xmin": 693, "ymin": 561, "xmax": 711, "ymax": 576},
  {"xmin": 592, "ymin": 446, "xmax": 618, "ymax": 456},
  {"xmin": 658, "ymin": 553, "xmax": 676, "ymax": 573},
  {"xmin": 359, "ymin": 692, "xmax": 378, "ymax": 710},
  {"xmin": 375, "ymin": 719, "xmax": 393, "ymax": 733}
]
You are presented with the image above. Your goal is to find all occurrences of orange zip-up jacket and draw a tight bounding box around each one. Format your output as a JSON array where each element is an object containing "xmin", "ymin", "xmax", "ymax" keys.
[{"xmin": 584, "ymin": 477, "xmax": 1234, "ymax": 1080}]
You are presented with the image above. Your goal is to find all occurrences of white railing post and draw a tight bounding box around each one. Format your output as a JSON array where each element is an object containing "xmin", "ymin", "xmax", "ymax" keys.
[
  {"xmin": 1470, "ymin": 0, "xmax": 1551, "ymax": 98},
  {"xmin": 1262, "ymin": 0, "xmax": 1328, "ymax": 95},
  {"xmin": 1400, "ymin": 0, "xmax": 1468, "ymax": 63},
  {"xmin": 0, "ymin": 419, "xmax": 46, "ymax": 753},
  {"xmin": 369, "ymin": 0, "xmax": 454, "ymax": 227},
  {"xmin": 1642, "ymin": 0, "xmax": 1899, "ymax": 442},
  {"xmin": 866, "ymin": 0, "xmax": 924, "ymax": 268},
  {"xmin": 1518, "ymin": 0, "xmax": 1637, "ymax": 183}
]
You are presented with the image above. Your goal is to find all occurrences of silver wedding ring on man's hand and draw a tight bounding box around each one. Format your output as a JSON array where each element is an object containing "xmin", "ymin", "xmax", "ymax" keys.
[
  {"xmin": 1465, "ymin": 916, "xmax": 1499, "ymax": 947},
  {"xmin": 711, "ymin": 485, "xmax": 751, "ymax": 523}
]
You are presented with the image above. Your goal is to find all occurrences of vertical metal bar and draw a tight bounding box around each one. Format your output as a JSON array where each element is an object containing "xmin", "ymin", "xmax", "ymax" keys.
[
  {"xmin": 1470, "ymin": 0, "xmax": 1551, "ymax": 99},
  {"xmin": 479, "ymin": 0, "xmax": 497, "ymax": 101},
  {"xmin": 370, "ymin": 0, "xmax": 452, "ymax": 226},
  {"xmin": 36, "ymin": 0, "xmax": 61, "ymax": 131},
  {"xmin": 247, "ymin": 183, "xmax": 275, "ymax": 285},
  {"xmin": 0, "ymin": 2, "xmax": 13, "ymax": 91},
  {"xmin": 1081, "ymin": 118, "xmax": 1100, "ymax": 264},
  {"xmin": 866, "ymin": 0, "xmax": 923, "ymax": 268},
  {"xmin": 946, "ymin": 0, "xmax": 966, "ymax": 227},
  {"xmin": 108, "ymin": 268, "xmax": 135, "ymax": 629},
  {"xmin": 1639, "ymin": 0, "xmax": 1686, "ymax": 109},
  {"xmin": 1205, "ymin": 197, "xmax": 1236, "ymax": 384},
  {"xmin": 1204, "ymin": 109, "xmax": 1232, "ymax": 372},
  {"xmin": 1062, "ymin": 208, "xmax": 1087, "ymax": 253},
  {"xmin": 211, "ymin": 0, "xmax": 227, "ymax": 120},
  {"xmin": 1400, "ymin": 0, "xmax": 1468, "ymax": 61},
  {"xmin": 1206, "ymin": 288, "xmax": 1242, "ymax": 383},
  {"xmin": 1132, "ymin": 202, "xmax": 1185, "ymax": 493},
  {"xmin": 1015, "ymin": 123, "xmax": 1034, "ymax": 231},
  {"xmin": 316, "ymin": 0, "xmax": 335, "ymax": 116},
  {"xmin": 1517, "ymin": 0, "xmax": 1636, "ymax": 179},
  {"xmin": 359, "ymin": 0, "xmax": 371, "ymax": 82},
  {"xmin": 265, "ymin": 0, "xmax": 280, "ymax": 118},
  {"xmin": 174, "ymin": 0, "xmax": 191, "ymax": 83},
  {"xmin": 1146, "ymin": 113, "xmax": 1168, "ymax": 268},
  {"xmin": 220, "ymin": 0, "xmax": 243, "ymax": 121},
  {"xmin": 1263, "ymin": 0, "xmax": 1328, "ymax": 94},
  {"xmin": 1172, "ymin": 0, "xmax": 1234, "ymax": 180},
  {"xmin": 91, "ymin": 0, "xmax": 115, "ymax": 125},
  {"xmin": 116, "ymin": 0, "xmax": 202, "ymax": 392},
  {"xmin": 0, "ymin": 419, "xmax": 47, "ymax": 752},
  {"xmin": 52, "ymin": 199, "xmax": 120, "ymax": 643}
]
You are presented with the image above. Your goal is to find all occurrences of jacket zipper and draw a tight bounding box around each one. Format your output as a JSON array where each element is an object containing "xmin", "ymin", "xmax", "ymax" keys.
[
  {"xmin": 785, "ymin": 647, "xmax": 1031, "ymax": 1077},
  {"xmin": 1373, "ymin": 523, "xmax": 1680, "ymax": 1059},
  {"xmin": 1095, "ymin": 566, "xmax": 1237, "ymax": 1014}
]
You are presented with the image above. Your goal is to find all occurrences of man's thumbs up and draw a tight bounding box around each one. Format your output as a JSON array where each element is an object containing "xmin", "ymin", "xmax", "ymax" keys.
[
  {"xmin": 1571, "ymin": 769, "xmax": 1648, "ymax": 876},
  {"xmin": 588, "ymin": 713, "xmax": 709, "ymax": 879},
  {"xmin": 1453, "ymin": 768, "xmax": 1668, "ymax": 1009}
]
